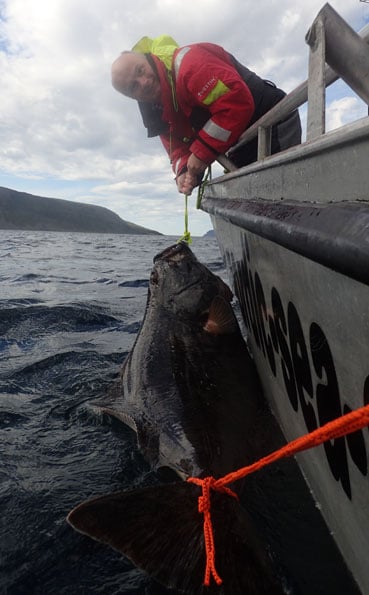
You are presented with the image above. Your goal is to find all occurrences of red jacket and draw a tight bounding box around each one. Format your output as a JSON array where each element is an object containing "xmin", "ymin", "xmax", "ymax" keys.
[{"xmin": 151, "ymin": 43, "xmax": 256, "ymax": 177}]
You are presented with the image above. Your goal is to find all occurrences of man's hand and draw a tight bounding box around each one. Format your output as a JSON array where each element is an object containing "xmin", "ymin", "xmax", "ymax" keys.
[
  {"xmin": 176, "ymin": 154, "xmax": 208, "ymax": 195},
  {"xmin": 176, "ymin": 171, "xmax": 198, "ymax": 195},
  {"xmin": 187, "ymin": 154, "xmax": 207, "ymax": 177}
]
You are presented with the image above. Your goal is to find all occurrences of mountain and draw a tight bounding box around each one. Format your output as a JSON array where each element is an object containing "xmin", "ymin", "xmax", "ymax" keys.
[
  {"xmin": 0, "ymin": 187, "xmax": 160, "ymax": 235},
  {"xmin": 203, "ymin": 229, "xmax": 215, "ymax": 237}
]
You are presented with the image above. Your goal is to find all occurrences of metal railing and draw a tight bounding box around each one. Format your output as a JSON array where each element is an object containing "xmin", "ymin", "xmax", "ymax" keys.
[{"xmin": 217, "ymin": 3, "xmax": 369, "ymax": 173}]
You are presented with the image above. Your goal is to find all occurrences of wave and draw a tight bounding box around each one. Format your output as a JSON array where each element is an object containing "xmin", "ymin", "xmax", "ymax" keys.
[
  {"xmin": 0, "ymin": 297, "xmax": 43, "ymax": 308},
  {"xmin": 3, "ymin": 349, "xmax": 124, "ymax": 386},
  {"xmin": 12, "ymin": 272, "xmax": 39, "ymax": 282},
  {"xmin": 0, "ymin": 303, "xmax": 121, "ymax": 337},
  {"xmin": 206, "ymin": 259, "xmax": 227, "ymax": 272},
  {"xmin": 0, "ymin": 410, "xmax": 28, "ymax": 429},
  {"xmin": 118, "ymin": 279, "xmax": 149, "ymax": 288}
]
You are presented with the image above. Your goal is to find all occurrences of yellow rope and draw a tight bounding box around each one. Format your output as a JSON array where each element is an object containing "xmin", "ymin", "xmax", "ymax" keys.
[
  {"xmin": 196, "ymin": 166, "xmax": 212, "ymax": 209},
  {"xmin": 177, "ymin": 194, "xmax": 192, "ymax": 244},
  {"xmin": 177, "ymin": 166, "xmax": 212, "ymax": 244}
]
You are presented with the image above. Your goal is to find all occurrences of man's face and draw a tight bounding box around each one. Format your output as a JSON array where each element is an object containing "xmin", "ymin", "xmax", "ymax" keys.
[{"xmin": 111, "ymin": 53, "xmax": 161, "ymax": 103}]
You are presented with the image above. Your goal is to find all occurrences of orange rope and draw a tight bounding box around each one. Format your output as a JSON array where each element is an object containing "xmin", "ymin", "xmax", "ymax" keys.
[
  {"xmin": 187, "ymin": 402, "xmax": 369, "ymax": 586},
  {"xmin": 187, "ymin": 476, "xmax": 238, "ymax": 586}
]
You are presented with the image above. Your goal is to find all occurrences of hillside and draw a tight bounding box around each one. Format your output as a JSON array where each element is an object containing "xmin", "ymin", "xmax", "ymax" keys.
[{"xmin": 0, "ymin": 187, "xmax": 160, "ymax": 235}]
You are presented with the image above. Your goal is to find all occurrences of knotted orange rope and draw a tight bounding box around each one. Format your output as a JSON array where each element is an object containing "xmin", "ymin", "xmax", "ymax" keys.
[
  {"xmin": 187, "ymin": 402, "xmax": 369, "ymax": 586},
  {"xmin": 187, "ymin": 476, "xmax": 239, "ymax": 586}
]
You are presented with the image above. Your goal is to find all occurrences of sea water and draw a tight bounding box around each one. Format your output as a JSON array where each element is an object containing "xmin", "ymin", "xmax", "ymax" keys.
[{"xmin": 0, "ymin": 231, "xmax": 224, "ymax": 594}]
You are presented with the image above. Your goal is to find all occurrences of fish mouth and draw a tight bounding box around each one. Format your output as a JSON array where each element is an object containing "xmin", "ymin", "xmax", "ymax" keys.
[{"xmin": 153, "ymin": 242, "xmax": 193, "ymax": 265}]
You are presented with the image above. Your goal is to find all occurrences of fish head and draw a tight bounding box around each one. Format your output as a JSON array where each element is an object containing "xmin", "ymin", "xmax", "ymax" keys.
[{"xmin": 149, "ymin": 242, "xmax": 232, "ymax": 324}]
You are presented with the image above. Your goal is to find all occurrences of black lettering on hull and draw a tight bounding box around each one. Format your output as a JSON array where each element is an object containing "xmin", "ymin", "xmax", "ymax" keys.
[{"xmin": 230, "ymin": 241, "xmax": 368, "ymax": 501}]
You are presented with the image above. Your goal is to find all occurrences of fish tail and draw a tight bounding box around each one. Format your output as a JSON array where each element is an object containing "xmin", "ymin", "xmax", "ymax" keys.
[{"xmin": 67, "ymin": 482, "xmax": 283, "ymax": 594}]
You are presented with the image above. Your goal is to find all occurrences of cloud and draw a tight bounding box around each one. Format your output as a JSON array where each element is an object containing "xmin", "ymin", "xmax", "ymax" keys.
[
  {"xmin": 0, "ymin": 0, "xmax": 368, "ymax": 235},
  {"xmin": 326, "ymin": 96, "xmax": 367, "ymax": 131}
]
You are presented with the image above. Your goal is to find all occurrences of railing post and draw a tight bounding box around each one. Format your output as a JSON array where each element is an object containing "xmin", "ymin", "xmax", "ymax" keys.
[
  {"xmin": 257, "ymin": 126, "xmax": 272, "ymax": 160},
  {"xmin": 306, "ymin": 15, "xmax": 326, "ymax": 141},
  {"xmin": 312, "ymin": 3, "xmax": 369, "ymax": 105}
]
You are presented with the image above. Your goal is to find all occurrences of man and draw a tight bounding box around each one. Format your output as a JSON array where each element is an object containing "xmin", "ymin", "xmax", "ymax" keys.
[{"xmin": 111, "ymin": 35, "xmax": 301, "ymax": 195}]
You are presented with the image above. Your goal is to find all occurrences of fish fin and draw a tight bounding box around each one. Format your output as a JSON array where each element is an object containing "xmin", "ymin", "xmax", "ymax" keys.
[
  {"xmin": 93, "ymin": 404, "xmax": 160, "ymax": 466},
  {"xmin": 92, "ymin": 387, "xmax": 160, "ymax": 466},
  {"xmin": 203, "ymin": 296, "xmax": 238, "ymax": 336},
  {"xmin": 91, "ymin": 381, "xmax": 138, "ymax": 432},
  {"xmin": 67, "ymin": 482, "xmax": 282, "ymax": 594},
  {"xmin": 98, "ymin": 407, "xmax": 138, "ymax": 432}
]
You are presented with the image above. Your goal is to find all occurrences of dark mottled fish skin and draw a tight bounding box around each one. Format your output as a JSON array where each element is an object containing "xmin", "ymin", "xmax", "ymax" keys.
[{"xmin": 67, "ymin": 242, "xmax": 284, "ymax": 594}]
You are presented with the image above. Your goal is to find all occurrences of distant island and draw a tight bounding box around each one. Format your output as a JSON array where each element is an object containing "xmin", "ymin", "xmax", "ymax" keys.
[
  {"xmin": 203, "ymin": 229, "xmax": 215, "ymax": 238},
  {"xmin": 0, "ymin": 186, "xmax": 160, "ymax": 235}
]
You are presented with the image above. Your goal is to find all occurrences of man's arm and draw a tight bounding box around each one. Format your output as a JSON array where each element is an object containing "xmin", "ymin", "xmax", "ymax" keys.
[{"xmin": 176, "ymin": 44, "xmax": 255, "ymax": 164}]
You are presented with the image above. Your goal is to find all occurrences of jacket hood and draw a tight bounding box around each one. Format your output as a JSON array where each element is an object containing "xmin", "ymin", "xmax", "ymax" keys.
[{"xmin": 132, "ymin": 35, "xmax": 179, "ymax": 70}]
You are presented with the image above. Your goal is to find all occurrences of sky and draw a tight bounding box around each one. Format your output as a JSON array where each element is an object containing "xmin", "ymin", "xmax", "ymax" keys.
[{"xmin": 0, "ymin": 0, "xmax": 368, "ymax": 237}]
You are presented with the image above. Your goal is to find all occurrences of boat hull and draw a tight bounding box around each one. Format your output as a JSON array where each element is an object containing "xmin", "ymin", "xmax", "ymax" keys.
[{"xmin": 201, "ymin": 193, "xmax": 369, "ymax": 593}]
